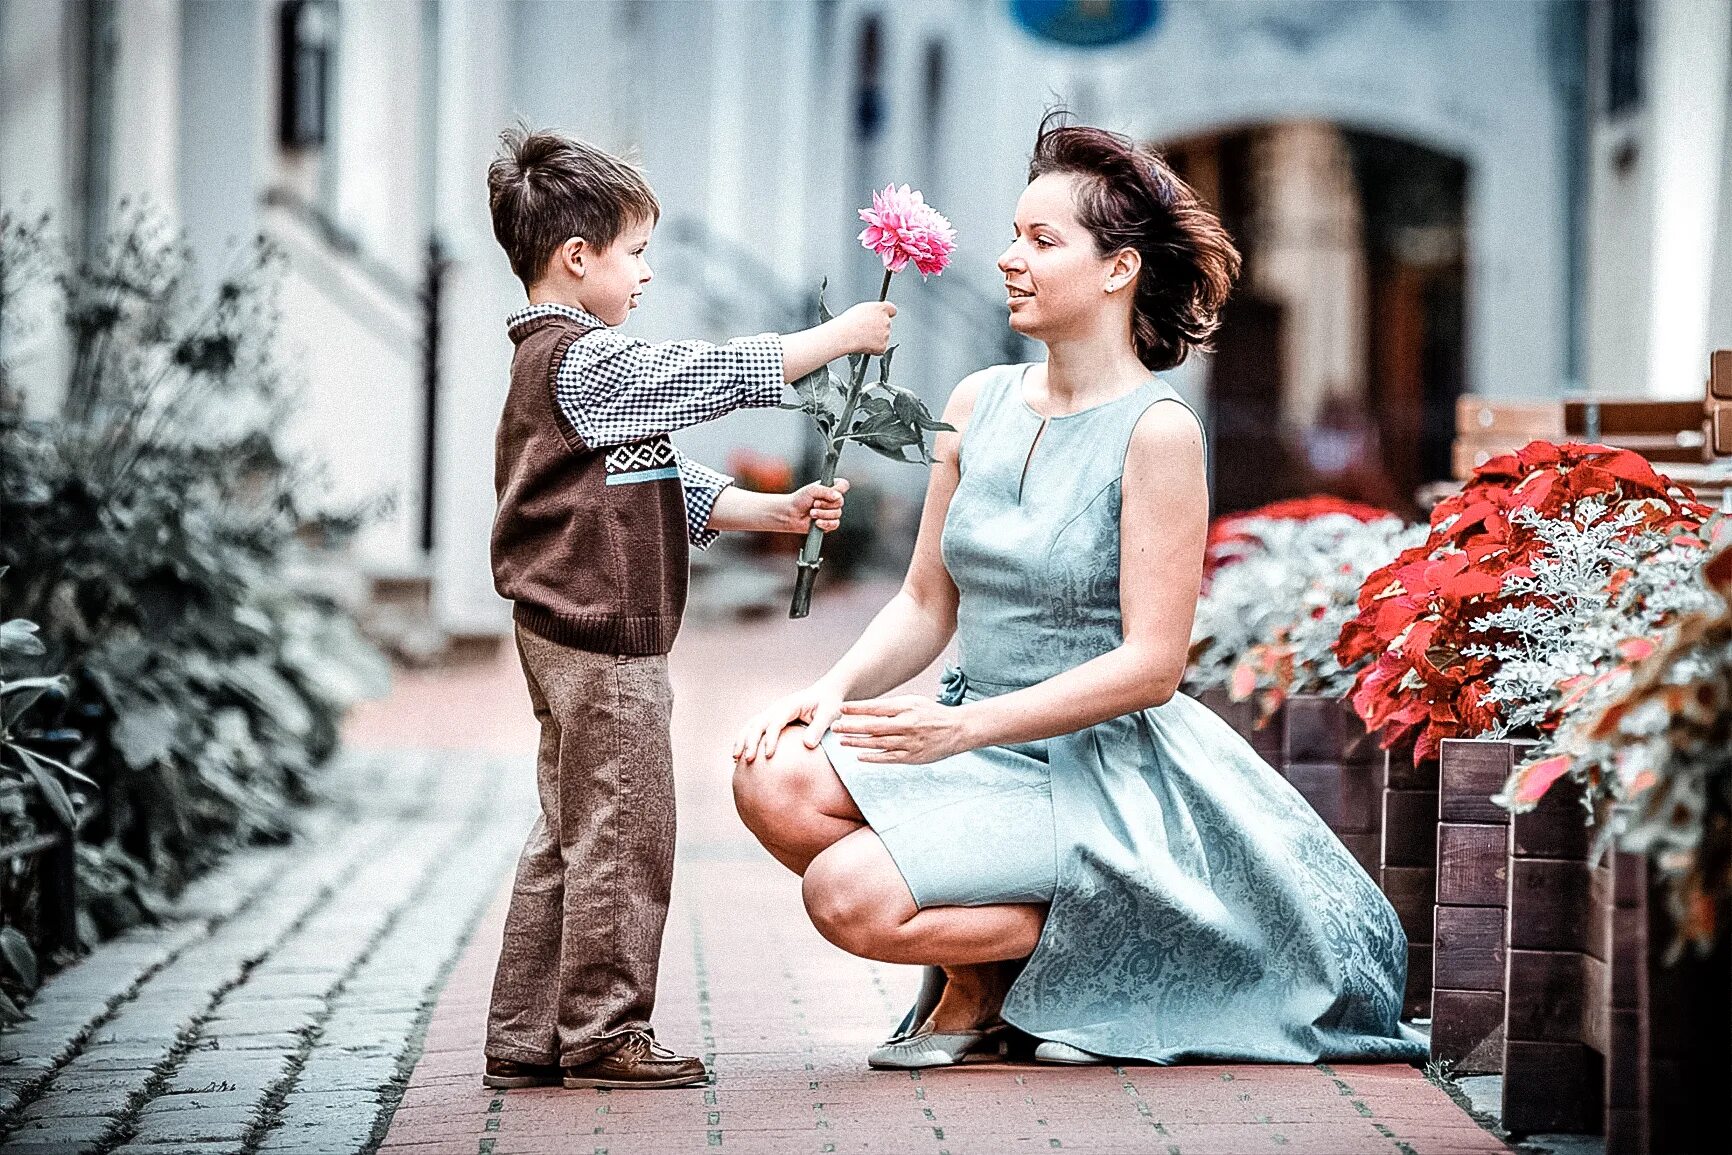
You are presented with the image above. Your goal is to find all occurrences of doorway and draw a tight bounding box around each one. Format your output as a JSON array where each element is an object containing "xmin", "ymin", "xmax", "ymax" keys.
[{"xmin": 1163, "ymin": 122, "xmax": 1468, "ymax": 516}]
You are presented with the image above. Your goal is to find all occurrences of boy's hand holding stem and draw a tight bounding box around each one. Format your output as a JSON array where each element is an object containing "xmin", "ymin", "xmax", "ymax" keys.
[
  {"xmin": 706, "ymin": 300, "xmax": 895, "ymax": 536},
  {"xmin": 781, "ymin": 300, "xmax": 897, "ymax": 380}
]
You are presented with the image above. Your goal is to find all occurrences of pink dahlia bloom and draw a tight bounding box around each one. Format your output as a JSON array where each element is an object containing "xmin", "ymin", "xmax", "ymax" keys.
[{"xmin": 857, "ymin": 184, "xmax": 956, "ymax": 278}]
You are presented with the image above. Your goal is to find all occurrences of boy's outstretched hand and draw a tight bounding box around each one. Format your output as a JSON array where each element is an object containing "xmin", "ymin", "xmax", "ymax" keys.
[
  {"xmin": 836, "ymin": 301, "xmax": 897, "ymax": 356},
  {"xmin": 779, "ymin": 303, "xmax": 896, "ymax": 382}
]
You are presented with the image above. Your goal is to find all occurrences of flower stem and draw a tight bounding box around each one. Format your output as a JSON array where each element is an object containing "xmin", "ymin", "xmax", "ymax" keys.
[{"xmin": 791, "ymin": 267, "xmax": 895, "ymax": 618}]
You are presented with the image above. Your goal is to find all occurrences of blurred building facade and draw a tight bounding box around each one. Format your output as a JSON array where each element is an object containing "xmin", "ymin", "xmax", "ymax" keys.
[{"xmin": 2, "ymin": 0, "xmax": 1728, "ymax": 640}]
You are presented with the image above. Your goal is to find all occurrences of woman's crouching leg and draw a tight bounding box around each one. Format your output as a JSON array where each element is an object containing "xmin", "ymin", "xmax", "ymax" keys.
[
  {"xmin": 803, "ymin": 829, "xmax": 1046, "ymax": 966},
  {"xmin": 732, "ymin": 725, "xmax": 864, "ymax": 874}
]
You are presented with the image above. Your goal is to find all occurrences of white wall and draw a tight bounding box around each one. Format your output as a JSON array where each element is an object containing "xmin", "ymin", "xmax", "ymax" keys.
[
  {"xmin": 1642, "ymin": 0, "xmax": 1731, "ymax": 398},
  {"xmin": 109, "ymin": 0, "xmax": 182, "ymax": 217},
  {"xmin": 431, "ymin": 0, "xmax": 518, "ymax": 636},
  {"xmin": 330, "ymin": 0, "xmax": 430, "ymax": 289},
  {"xmin": 270, "ymin": 205, "xmax": 426, "ymax": 574},
  {"xmin": 179, "ymin": 0, "xmax": 271, "ymax": 289},
  {"xmin": 0, "ymin": 0, "xmax": 78, "ymax": 416}
]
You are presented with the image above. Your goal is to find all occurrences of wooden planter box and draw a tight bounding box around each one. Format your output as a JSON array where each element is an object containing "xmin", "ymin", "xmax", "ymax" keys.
[
  {"xmin": 1632, "ymin": 871, "xmax": 1732, "ymax": 1155},
  {"xmin": 1383, "ymin": 743, "xmax": 1441, "ymax": 1018},
  {"xmin": 1427, "ymin": 737, "xmax": 1594, "ymax": 1120},
  {"xmin": 1517, "ymin": 844, "xmax": 1732, "ymax": 1152},
  {"xmin": 1500, "ymin": 754, "xmax": 1597, "ymax": 1134},
  {"xmin": 1426, "ymin": 738, "xmax": 1732, "ymax": 1150},
  {"xmin": 1430, "ymin": 737, "xmax": 1528, "ymax": 1074},
  {"xmin": 1278, "ymin": 694, "xmax": 1384, "ymax": 878}
]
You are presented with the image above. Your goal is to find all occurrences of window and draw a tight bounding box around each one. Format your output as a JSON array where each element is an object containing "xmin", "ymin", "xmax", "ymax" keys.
[
  {"xmin": 855, "ymin": 15, "xmax": 884, "ymax": 141},
  {"xmin": 279, "ymin": 0, "xmax": 336, "ymax": 149},
  {"xmin": 1605, "ymin": 0, "xmax": 1642, "ymax": 118}
]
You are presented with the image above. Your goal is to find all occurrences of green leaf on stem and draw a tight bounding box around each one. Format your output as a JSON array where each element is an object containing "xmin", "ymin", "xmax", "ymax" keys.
[
  {"xmin": 0, "ymin": 619, "xmax": 46, "ymax": 661},
  {"xmin": 15, "ymin": 744, "xmax": 77, "ymax": 828},
  {"xmin": 842, "ymin": 411, "xmax": 924, "ymax": 463},
  {"xmin": 0, "ymin": 926, "xmax": 39, "ymax": 989},
  {"xmin": 2, "ymin": 675, "xmax": 69, "ymax": 730}
]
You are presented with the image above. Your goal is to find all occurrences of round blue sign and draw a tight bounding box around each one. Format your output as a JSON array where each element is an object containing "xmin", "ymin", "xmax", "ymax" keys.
[{"xmin": 1011, "ymin": 0, "xmax": 1163, "ymax": 48}]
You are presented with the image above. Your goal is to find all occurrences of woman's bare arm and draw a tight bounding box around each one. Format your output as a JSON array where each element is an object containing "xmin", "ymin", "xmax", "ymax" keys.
[
  {"xmin": 832, "ymin": 399, "xmax": 1206, "ymax": 763},
  {"xmin": 812, "ymin": 375, "xmax": 987, "ymax": 699},
  {"xmin": 731, "ymin": 374, "xmax": 986, "ymax": 760}
]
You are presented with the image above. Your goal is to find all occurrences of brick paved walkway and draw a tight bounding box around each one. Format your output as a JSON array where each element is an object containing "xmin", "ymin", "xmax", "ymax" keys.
[{"xmin": 372, "ymin": 582, "xmax": 1511, "ymax": 1155}]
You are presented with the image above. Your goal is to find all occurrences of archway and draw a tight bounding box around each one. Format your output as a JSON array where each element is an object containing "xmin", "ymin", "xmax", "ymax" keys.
[{"xmin": 1162, "ymin": 122, "xmax": 1468, "ymax": 516}]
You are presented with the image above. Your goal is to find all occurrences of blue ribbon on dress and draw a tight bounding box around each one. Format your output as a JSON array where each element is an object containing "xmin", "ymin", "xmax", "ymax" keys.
[{"xmin": 937, "ymin": 664, "xmax": 969, "ymax": 707}]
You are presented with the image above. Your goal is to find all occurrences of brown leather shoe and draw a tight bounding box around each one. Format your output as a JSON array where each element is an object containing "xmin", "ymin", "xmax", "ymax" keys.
[
  {"xmin": 562, "ymin": 1032, "xmax": 708, "ymax": 1089},
  {"xmin": 482, "ymin": 1057, "xmax": 562, "ymax": 1088}
]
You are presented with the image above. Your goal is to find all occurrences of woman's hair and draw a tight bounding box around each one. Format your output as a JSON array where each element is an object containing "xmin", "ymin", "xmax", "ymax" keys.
[{"xmin": 1028, "ymin": 112, "xmax": 1240, "ymax": 370}]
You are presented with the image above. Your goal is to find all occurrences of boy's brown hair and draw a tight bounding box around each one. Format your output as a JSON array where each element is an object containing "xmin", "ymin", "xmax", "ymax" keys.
[{"xmin": 487, "ymin": 126, "xmax": 661, "ymax": 291}]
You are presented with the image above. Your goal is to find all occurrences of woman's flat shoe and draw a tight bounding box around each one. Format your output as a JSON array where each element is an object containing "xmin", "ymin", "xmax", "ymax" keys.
[
  {"xmin": 868, "ymin": 1025, "xmax": 1007, "ymax": 1069},
  {"xmin": 1032, "ymin": 1039, "xmax": 1107, "ymax": 1065}
]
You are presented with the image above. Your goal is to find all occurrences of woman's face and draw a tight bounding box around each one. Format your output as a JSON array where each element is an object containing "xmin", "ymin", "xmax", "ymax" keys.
[{"xmin": 998, "ymin": 172, "xmax": 1126, "ymax": 343}]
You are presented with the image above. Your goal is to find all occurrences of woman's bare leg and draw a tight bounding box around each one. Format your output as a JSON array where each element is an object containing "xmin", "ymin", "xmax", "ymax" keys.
[
  {"xmin": 802, "ymin": 829, "xmax": 1044, "ymax": 1030},
  {"xmin": 735, "ymin": 734, "xmax": 1042, "ymax": 1033},
  {"xmin": 732, "ymin": 725, "xmax": 865, "ymax": 874}
]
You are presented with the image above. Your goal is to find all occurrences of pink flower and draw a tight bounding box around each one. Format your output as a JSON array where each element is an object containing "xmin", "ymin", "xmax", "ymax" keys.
[{"xmin": 858, "ymin": 184, "xmax": 956, "ymax": 278}]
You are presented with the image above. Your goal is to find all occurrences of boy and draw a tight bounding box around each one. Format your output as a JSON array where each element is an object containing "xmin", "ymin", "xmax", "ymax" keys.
[{"xmin": 481, "ymin": 127, "xmax": 894, "ymax": 1091}]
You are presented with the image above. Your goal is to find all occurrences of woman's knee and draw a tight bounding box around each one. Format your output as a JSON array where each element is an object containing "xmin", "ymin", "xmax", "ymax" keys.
[
  {"xmin": 732, "ymin": 730, "xmax": 827, "ymax": 828},
  {"xmin": 802, "ymin": 837, "xmax": 916, "ymax": 958}
]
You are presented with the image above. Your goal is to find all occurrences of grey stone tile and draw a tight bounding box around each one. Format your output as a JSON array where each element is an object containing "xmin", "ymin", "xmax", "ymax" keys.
[
  {"xmin": 289, "ymin": 1054, "xmax": 401, "ymax": 1094},
  {"xmin": 200, "ymin": 1032, "xmax": 306, "ymax": 1052},
  {"xmin": 139, "ymin": 1085, "xmax": 261, "ymax": 1114},
  {"xmin": 21, "ymin": 1084, "xmax": 135, "ymax": 1120},
  {"xmin": 204, "ymin": 1000, "xmax": 323, "ymax": 1037},
  {"xmin": 163, "ymin": 1053, "xmax": 288, "ymax": 1097},
  {"xmin": 4, "ymin": 1111, "xmax": 116, "ymax": 1143},
  {"xmin": 125, "ymin": 1101, "xmax": 259, "ymax": 1145}
]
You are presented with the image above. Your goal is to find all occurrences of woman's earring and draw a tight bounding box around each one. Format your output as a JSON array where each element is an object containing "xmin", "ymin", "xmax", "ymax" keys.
[{"xmin": 1104, "ymin": 282, "xmax": 1118, "ymax": 293}]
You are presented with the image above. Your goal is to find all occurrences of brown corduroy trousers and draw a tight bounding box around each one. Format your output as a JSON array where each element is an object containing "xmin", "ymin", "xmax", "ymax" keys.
[{"xmin": 485, "ymin": 624, "xmax": 677, "ymax": 1067}]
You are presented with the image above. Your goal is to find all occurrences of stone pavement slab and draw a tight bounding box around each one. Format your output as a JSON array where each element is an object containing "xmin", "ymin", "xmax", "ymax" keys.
[
  {"xmin": 378, "ymin": 583, "xmax": 1513, "ymax": 1155},
  {"xmin": 0, "ymin": 747, "xmax": 536, "ymax": 1154}
]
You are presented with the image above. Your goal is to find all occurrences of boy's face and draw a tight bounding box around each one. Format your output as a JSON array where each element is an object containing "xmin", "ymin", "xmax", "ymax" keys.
[{"xmin": 579, "ymin": 216, "xmax": 655, "ymax": 326}]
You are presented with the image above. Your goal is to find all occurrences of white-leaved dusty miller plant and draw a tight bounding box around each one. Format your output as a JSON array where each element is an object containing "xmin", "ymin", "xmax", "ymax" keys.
[
  {"xmin": 1464, "ymin": 500, "xmax": 1717, "ymax": 746},
  {"xmin": 1186, "ymin": 513, "xmax": 1424, "ymax": 720},
  {"xmin": 1494, "ymin": 542, "xmax": 1732, "ymax": 957}
]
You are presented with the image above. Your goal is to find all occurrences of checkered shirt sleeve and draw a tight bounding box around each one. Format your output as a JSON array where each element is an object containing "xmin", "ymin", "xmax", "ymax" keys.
[
  {"xmin": 675, "ymin": 449, "xmax": 733, "ymax": 551},
  {"xmin": 509, "ymin": 304, "xmax": 784, "ymax": 449}
]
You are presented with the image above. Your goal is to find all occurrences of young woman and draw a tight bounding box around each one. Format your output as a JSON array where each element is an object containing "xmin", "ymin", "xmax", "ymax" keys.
[{"xmin": 731, "ymin": 116, "xmax": 1426, "ymax": 1069}]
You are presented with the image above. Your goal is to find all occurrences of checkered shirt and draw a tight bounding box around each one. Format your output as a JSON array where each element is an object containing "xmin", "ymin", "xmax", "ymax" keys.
[{"xmin": 504, "ymin": 303, "xmax": 785, "ymax": 549}]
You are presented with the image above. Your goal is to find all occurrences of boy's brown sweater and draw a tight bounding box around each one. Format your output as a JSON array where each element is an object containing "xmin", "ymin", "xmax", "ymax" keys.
[{"xmin": 491, "ymin": 312, "xmax": 690, "ymax": 655}]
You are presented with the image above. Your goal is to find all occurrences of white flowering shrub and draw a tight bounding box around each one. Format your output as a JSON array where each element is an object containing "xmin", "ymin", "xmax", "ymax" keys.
[{"xmin": 1187, "ymin": 513, "xmax": 1423, "ymax": 719}]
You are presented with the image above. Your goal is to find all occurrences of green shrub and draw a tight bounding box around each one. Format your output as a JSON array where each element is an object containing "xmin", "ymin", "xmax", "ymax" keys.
[{"xmin": 0, "ymin": 208, "xmax": 389, "ymax": 961}]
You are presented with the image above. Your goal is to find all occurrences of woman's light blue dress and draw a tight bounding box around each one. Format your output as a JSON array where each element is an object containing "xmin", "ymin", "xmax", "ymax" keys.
[{"xmin": 821, "ymin": 363, "xmax": 1427, "ymax": 1065}]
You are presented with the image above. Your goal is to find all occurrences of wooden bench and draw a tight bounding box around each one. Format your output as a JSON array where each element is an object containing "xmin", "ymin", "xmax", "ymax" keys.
[
  {"xmin": 1454, "ymin": 350, "xmax": 1732, "ymax": 493},
  {"xmin": 1710, "ymin": 348, "xmax": 1732, "ymax": 455}
]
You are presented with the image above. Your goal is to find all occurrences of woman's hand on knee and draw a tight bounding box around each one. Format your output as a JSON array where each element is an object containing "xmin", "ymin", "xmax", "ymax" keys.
[{"xmin": 732, "ymin": 681, "xmax": 846, "ymax": 763}]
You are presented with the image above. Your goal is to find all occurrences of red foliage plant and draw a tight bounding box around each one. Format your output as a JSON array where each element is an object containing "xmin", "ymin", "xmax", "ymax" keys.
[
  {"xmin": 1205, "ymin": 495, "xmax": 1394, "ymax": 579},
  {"xmin": 1332, "ymin": 442, "xmax": 1711, "ymax": 762}
]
